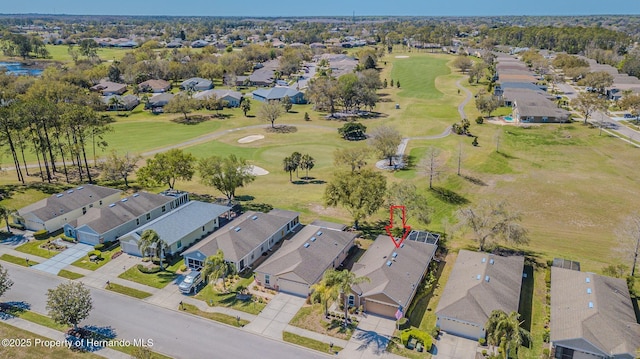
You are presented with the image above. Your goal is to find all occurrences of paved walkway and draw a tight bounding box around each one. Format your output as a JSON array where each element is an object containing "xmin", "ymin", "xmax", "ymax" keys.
[
  {"xmin": 31, "ymin": 242, "xmax": 93, "ymax": 275},
  {"xmin": 78, "ymin": 253, "xmax": 161, "ymax": 295}
]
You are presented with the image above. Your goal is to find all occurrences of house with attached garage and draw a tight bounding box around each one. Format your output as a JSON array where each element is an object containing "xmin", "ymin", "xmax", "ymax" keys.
[
  {"xmin": 182, "ymin": 209, "xmax": 300, "ymax": 273},
  {"xmin": 14, "ymin": 185, "xmax": 122, "ymax": 232},
  {"xmin": 254, "ymin": 223, "xmax": 357, "ymax": 297},
  {"xmin": 550, "ymin": 266, "xmax": 640, "ymax": 359},
  {"xmin": 63, "ymin": 190, "xmax": 189, "ymax": 246},
  {"xmin": 348, "ymin": 231, "xmax": 439, "ymax": 318},
  {"xmin": 180, "ymin": 77, "xmax": 213, "ymax": 92},
  {"xmin": 119, "ymin": 201, "xmax": 230, "ymax": 257},
  {"xmin": 193, "ymin": 89, "xmax": 243, "ymax": 107},
  {"xmin": 252, "ymin": 87, "xmax": 306, "ymax": 104},
  {"xmin": 435, "ymin": 250, "xmax": 524, "ymax": 340},
  {"xmin": 138, "ymin": 79, "xmax": 171, "ymax": 93},
  {"xmin": 90, "ymin": 81, "xmax": 127, "ymax": 96}
]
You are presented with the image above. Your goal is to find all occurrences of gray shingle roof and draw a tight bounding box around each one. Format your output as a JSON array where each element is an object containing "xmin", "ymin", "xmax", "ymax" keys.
[
  {"xmin": 67, "ymin": 192, "xmax": 174, "ymax": 235},
  {"xmin": 18, "ymin": 185, "xmax": 122, "ymax": 222},
  {"xmin": 435, "ymin": 250, "xmax": 524, "ymax": 326},
  {"xmin": 193, "ymin": 89, "xmax": 242, "ymax": 101},
  {"xmin": 550, "ymin": 267, "xmax": 640, "ymax": 357},
  {"xmin": 252, "ymin": 87, "xmax": 302, "ymax": 101},
  {"xmin": 124, "ymin": 201, "xmax": 230, "ymax": 247},
  {"xmin": 255, "ymin": 225, "xmax": 356, "ymax": 285},
  {"xmin": 183, "ymin": 209, "xmax": 299, "ymax": 262},
  {"xmin": 352, "ymin": 234, "xmax": 438, "ymax": 309}
]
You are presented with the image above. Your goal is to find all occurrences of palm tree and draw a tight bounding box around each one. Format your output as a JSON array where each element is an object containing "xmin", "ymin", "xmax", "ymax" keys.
[
  {"xmin": 201, "ymin": 249, "xmax": 235, "ymax": 292},
  {"xmin": 324, "ymin": 269, "xmax": 370, "ymax": 327},
  {"xmin": 283, "ymin": 156, "xmax": 296, "ymax": 182},
  {"xmin": 108, "ymin": 96, "xmax": 123, "ymax": 114},
  {"xmin": 310, "ymin": 279, "xmax": 338, "ymax": 318},
  {"xmin": 137, "ymin": 229, "xmax": 168, "ymax": 270},
  {"xmin": 300, "ymin": 153, "xmax": 315, "ymax": 179},
  {"xmin": 0, "ymin": 205, "xmax": 14, "ymax": 233},
  {"xmin": 485, "ymin": 310, "xmax": 532, "ymax": 359}
]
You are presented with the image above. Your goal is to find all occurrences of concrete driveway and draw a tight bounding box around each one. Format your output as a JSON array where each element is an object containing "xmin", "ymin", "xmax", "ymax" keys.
[
  {"xmin": 339, "ymin": 314, "xmax": 399, "ymax": 359},
  {"xmin": 244, "ymin": 293, "xmax": 306, "ymax": 339},
  {"xmin": 431, "ymin": 332, "xmax": 478, "ymax": 359},
  {"xmin": 31, "ymin": 242, "xmax": 93, "ymax": 275}
]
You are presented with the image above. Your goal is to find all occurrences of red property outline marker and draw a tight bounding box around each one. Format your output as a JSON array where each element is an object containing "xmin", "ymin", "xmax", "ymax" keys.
[{"xmin": 385, "ymin": 205, "xmax": 411, "ymax": 248}]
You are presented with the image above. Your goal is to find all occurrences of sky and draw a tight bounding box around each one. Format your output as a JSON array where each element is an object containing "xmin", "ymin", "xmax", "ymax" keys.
[{"xmin": 1, "ymin": 0, "xmax": 639, "ymax": 17}]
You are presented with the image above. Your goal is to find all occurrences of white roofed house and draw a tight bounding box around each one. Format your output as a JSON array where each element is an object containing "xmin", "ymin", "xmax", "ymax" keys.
[
  {"xmin": 193, "ymin": 89, "xmax": 243, "ymax": 107},
  {"xmin": 182, "ymin": 209, "xmax": 300, "ymax": 273},
  {"xmin": 119, "ymin": 201, "xmax": 230, "ymax": 257},
  {"xmin": 14, "ymin": 185, "xmax": 122, "ymax": 232},
  {"xmin": 63, "ymin": 191, "xmax": 189, "ymax": 246}
]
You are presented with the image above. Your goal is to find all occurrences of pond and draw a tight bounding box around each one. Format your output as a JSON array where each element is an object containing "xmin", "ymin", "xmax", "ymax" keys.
[{"xmin": 0, "ymin": 62, "xmax": 43, "ymax": 76}]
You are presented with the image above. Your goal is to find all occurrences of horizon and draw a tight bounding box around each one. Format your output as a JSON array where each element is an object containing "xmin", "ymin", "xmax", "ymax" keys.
[{"xmin": 1, "ymin": 0, "xmax": 639, "ymax": 17}]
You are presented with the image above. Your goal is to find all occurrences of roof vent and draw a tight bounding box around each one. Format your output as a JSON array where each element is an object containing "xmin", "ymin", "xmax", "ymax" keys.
[
  {"xmin": 392, "ymin": 252, "xmax": 398, "ymax": 258},
  {"xmin": 121, "ymin": 198, "xmax": 128, "ymax": 202},
  {"xmin": 252, "ymin": 215, "xmax": 258, "ymax": 220},
  {"xmin": 56, "ymin": 194, "xmax": 64, "ymax": 198},
  {"xmin": 588, "ymin": 301, "xmax": 594, "ymax": 308},
  {"xmin": 587, "ymin": 288, "xmax": 592, "ymax": 294},
  {"xmin": 310, "ymin": 237, "xmax": 316, "ymax": 242},
  {"xmin": 400, "ymin": 243, "xmax": 405, "ymax": 248},
  {"xmin": 77, "ymin": 186, "xmax": 84, "ymax": 190},
  {"xmin": 67, "ymin": 189, "xmax": 74, "ymax": 194},
  {"xmin": 586, "ymin": 277, "xmax": 591, "ymax": 283},
  {"xmin": 109, "ymin": 203, "xmax": 116, "ymax": 208},
  {"xmin": 476, "ymin": 274, "xmax": 481, "ymax": 280},
  {"xmin": 317, "ymin": 231, "xmax": 323, "ymax": 236},
  {"xmin": 482, "ymin": 258, "xmax": 486, "ymax": 263},
  {"xmin": 489, "ymin": 259, "xmax": 494, "ymax": 265},
  {"xmin": 133, "ymin": 193, "xmax": 140, "ymax": 197},
  {"xmin": 386, "ymin": 261, "xmax": 392, "ymax": 267},
  {"xmin": 304, "ymin": 243, "xmax": 310, "ymax": 248},
  {"xmin": 485, "ymin": 276, "xmax": 490, "ymax": 282},
  {"xmin": 234, "ymin": 227, "xmax": 241, "ymax": 232}
]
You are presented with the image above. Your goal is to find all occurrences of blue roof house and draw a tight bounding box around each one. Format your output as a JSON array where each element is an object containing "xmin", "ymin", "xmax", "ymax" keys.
[
  {"xmin": 252, "ymin": 87, "xmax": 306, "ymax": 104},
  {"xmin": 119, "ymin": 201, "xmax": 230, "ymax": 257}
]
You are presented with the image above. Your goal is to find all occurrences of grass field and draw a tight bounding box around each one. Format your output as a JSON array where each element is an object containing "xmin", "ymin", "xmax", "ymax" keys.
[
  {"xmin": 194, "ymin": 276, "xmax": 266, "ymax": 315},
  {"xmin": 282, "ymin": 331, "xmax": 343, "ymax": 355},
  {"xmin": 57, "ymin": 269, "xmax": 84, "ymax": 280},
  {"xmin": 181, "ymin": 303, "xmax": 248, "ymax": 327}
]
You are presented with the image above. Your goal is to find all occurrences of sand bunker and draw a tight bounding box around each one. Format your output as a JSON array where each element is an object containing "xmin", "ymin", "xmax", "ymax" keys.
[
  {"xmin": 238, "ymin": 135, "xmax": 265, "ymax": 143},
  {"xmin": 395, "ymin": 55, "xmax": 410, "ymax": 58},
  {"xmin": 249, "ymin": 165, "xmax": 269, "ymax": 176}
]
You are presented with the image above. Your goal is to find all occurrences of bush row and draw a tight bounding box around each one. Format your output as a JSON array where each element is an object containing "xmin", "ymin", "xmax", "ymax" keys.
[
  {"xmin": 137, "ymin": 264, "xmax": 161, "ymax": 274},
  {"xmin": 33, "ymin": 229, "xmax": 49, "ymax": 240},
  {"xmin": 9, "ymin": 223, "xmax": 25, "ymax": 230},
  {"xmin": 94, "ymin": 240, "xmax": 117, "ymax": 252},
  {"xmin": 60, "ymin": 235, "xmax": 77, "ymax": 243}
]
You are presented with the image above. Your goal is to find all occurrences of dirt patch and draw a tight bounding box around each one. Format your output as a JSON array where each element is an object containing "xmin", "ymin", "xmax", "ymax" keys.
[
  {"xmin": 238, "ymin": 135, "xmax": 265, "ymax": 144},
  {"xmin": 249, "ymin": 165, "xmax": 269, "ymax": 176},
  {"xmin": 395, "ymin": 55, "xmax": 410, "ymax": 58}
]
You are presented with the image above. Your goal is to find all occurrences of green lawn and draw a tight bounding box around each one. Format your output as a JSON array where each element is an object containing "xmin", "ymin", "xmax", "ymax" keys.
[
  {"xmin": 289, "ymin": 303, "xmax": 356, "ymax": 340},
  {"xmin": 282, "ymin": 331, "xmax": 343, "ymax": 355},
  {"xmin": 194, "ymin": 275, "xmax": 266, "ymax": 315},
  {"xmin": 57, "ymin": 269, "xmax": 84, "ymax": 280},
  {"xmin": 71, "ymin": 245, "xmax": 122, "ymax": 271},
  {"xmin": 391, "ymin": 55, "xmax": 449, "ymax": 100},
  {"xmin": 15, "ymin": 238, "xmax": 65, "ymax": 259},
  {"xmin": 181, "ymin": 303, "xmax": 248, "ymax": 327},
  {"xmin": 0, "ymin": 254, "xmax": 38, "ymax": 267},
  {"xmin": 106, "ymin": 282, "xmax": 152, "ymax": 299},
  {"xmin": 118, "ymin": 259, "xmax": 182, "ymax": 289}
]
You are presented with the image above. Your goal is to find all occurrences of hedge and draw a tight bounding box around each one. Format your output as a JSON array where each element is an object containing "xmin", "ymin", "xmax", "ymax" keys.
[
  {"xmin": 137, "ymin": 264, "xmax": 161, "ymax": 274},
  {"xmin": 33, "ymin": 229, "xmax": 49, "ymax": 240},
  {"xmin": 397, "ymin": 317, "xmax": 409, "ymax": 330},
  {"xmin": 60, "ymin": 235, "xmax": 77, "ymax": 243},
  {"xmin": 400, "ymin": 328, "xmax": 432, "ymax": 350},
  {"xmin": 9, "ymin": 223, "xmax": 25, "ymax": 230}
]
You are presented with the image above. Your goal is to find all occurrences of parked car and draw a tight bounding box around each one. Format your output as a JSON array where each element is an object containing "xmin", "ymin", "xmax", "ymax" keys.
[
  {"xmin": 623, "ymin": 113, "xmax": 635, "ymax": 119},
  {"xmin": 179, "ymin": 271, "xmax": 204, "ymax": 294}
]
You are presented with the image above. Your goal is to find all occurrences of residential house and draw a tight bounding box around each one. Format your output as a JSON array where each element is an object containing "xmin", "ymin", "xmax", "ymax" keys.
[
  {"xmin": 63, "ymin": 191, "xmax": 189, "ymax": 246},
  {"xmin": 550, "ymin": 267, "xmax": 640, "ymax": 359},
  {"xmin": 435, "ymin": 250, "xmax": 524, "ymax": 340},
  {"xmin": 103, "ymin": 95, "xmax": 140, "ymax": 111},
  {"xmin": 180, "ymin": 77, "xmax": 213, "ymax": 92},
  {"xmin": 182, "ymin": 209, "xmax": 300, "ymax": 273},
  {"xmin": 513, "ymin": 94, "xmax": 570, "ymax": 123},
  {"xmin": 119, "ymin": 201, "xmax": 230, "ymax": 257},
  {"xmin": 190, "ymin": 40, "xmax": 209, "ymax": 48},
  {"xmin": 90, "ymin": 81, "xmax": 127, "ymax": 96},
  {"xmin": 146, "ymin": 93, "xmax": 175, "ymax": 112},
  {"xmin": 193, "ymin": 89, "xmax": 243, "ymax": 107},
  {"xmin": 255, "ymin": 224, "xmax": 356, "ymax": 297},
  {"xmin": 252, "ymin": 87, "xmax": 305, "ymax": 104},
  {"xmin": 349, "ymin": 231, "xmax": 439, "ymax": 318},
  {"xmin": 14, "ymin": 185, "xmax": 122, "ymax": 232},
  {"xmin": 138, "ymin": 79, "xmax": 171, "ymax": 93}
]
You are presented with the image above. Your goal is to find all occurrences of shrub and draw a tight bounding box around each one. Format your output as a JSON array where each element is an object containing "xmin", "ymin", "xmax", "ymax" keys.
[
  {"xmin": 399, "ymin": 328, "xmax": 432, "ymax": 350},
  {"xmin": 478, "ymin": 338, "xmax": 486, "ymax": 346},
  {"xmin": 33, "ymin": 229, "xmax": 49, "ymax": 240},
  {"xmin": 476, "ymin": 116, "xmax": 484, "ymax": 124},
  {"xmin": 542, "ymin": 329, "xmax": 550, "ymax": 343},
  {"xmin": 430, "ymin": 326, "xmax": 440, "ymax": 338},
  {"xmin": 60, "ymin": 235, "xmax": 77, "ymax": 243},
  {"xmin": 9, "ymin": 223, "xmax": 25, "ymax": 230},
  {"xmin": 397, "ymin": 317, "xmax": 409, "ymax": 330},
  {"xmin": 94, "ymin": 243, "xmax": 105, "ymax": 251},
  {"xmin": 179, "ymin": 265, "xmax": 187, "ymax": 272},
  {"xmin": 472, "ymin": 136, "xmax": 479, "ymax": 146},
  {"xmin": 136, "ymin": 264, "xmax": 161, "ymax": 274},
  {"xmin": 482, "ymin": 349, "xmax": 488, "ymax": 357}
]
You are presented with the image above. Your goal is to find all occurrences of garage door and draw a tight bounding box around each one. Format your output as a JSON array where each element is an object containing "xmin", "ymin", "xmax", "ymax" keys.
[
  {"xmin": 277, "ymin": 279, "xmax": 309, "ymax": 297},
  {"xmin": 437, "ymin": 317, "xmax": 483, "ymax": 340},
  {"xmin": 364, "ymin": 300, "xmax": 396, "ymax": 318},
  {"xmin": 121, "ymin": 240, "xmax": 141, "ymax": 256}
]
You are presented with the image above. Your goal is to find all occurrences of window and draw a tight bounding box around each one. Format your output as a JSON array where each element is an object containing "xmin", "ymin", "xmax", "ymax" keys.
[
  {"xmin": 146, "ymin": 213, "xmax": 151, "ymax": 220},
  {"xmin": 251, "ymin": 254, "xmax": 254, "ymax": 260},
  {"xmin": 177, "ymin": 240, "xmax": 182, "ymax": 249},
  {"xmin": 136, "ymin": 219, "xmax": 140, "ymax": 225},
  {"xmin": 82, "ymin": 207, "xmax": 87, "ymax": 215},
  {"xmin": 99, "ymin": 200, "xmax": 103, "ymax": 206},
  {"xmin": 202, "ymin": 226, "xmax": 205, "ymax": 232},
  {"xmin": 162, "ymin": 205, "xmax": 166, "ymax": 212},
  {"xmin": 348, "ymin": 295, "xmax": 355, "ymax": 307},
  {"xmin": 265, "ymin": 275, "xmax": 270, "ymax": 285}
]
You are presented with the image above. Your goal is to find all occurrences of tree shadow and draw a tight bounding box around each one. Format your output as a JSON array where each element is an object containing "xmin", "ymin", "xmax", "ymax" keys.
[
  {"xmin": 357, "ymin": 220, "xmax": 388, "ymax": 240},
  {"xmin": 234, "ymin": 195, "xmax": 255, "ymax": 202},
  {"xmin": 429, "ymin": 187, "xmax": 469, "ymax": 205},
  {"xmin": 0, "ymin": 301, "xmax": 31, "ymax": 320},
  {"xmin": 353, "ymin": 330, "xmax": 390, "ymax": 354},
  {"xmin": 0, "ymin": 233, "xmax": 27, "ymax": 246},
  {"xmin": 518, "ymin": 265, "xmax": 535, "ymax": 332},
  {"xmin": 246, "ymin": 114, "xmax": 256, "ymax": 118},
  {"xmin": 66, "ymin": 325, "xmax": 117, "ymax": 352},
  {"xmin": 496, "ymin": 151, "xmax": 518, "ymax": 160},
  {"xmin": 170, "ymin": 115, "xmax": 211, "ymax": 125},
  {"xmin": 266, "ymin": 125, "xmax": 297, "ymax": 134},
  {"xmin": 460, "ymin": 174, "xmax": 487, "ymax": 186}
]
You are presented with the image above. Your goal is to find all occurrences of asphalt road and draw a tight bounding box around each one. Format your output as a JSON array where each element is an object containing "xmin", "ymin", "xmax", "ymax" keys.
[{"xmin": 1, "ymin": 263, "xmax": 327, "ymax": 359}]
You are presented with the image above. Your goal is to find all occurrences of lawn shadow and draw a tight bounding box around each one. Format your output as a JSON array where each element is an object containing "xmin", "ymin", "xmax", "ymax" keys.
[
  {"xmin": 461, "ymin": 174, "xmax": 487, "ymax": 186},
  {"xmin": 239, "ymin": 202, "xmax": 274, "ymax": 213},
  {"xmin": 0, "ymin": 233, "xmax": 27, "ymax": 246},
  {"xmin": 234, "ymin": 195, "xmax": 255, "ymax": 202},
  {"xmin": 429, "ymin": 187, "xmax": 469, "ymax": 205},
  {"xmin": 0, "ymin": 301, "xmax": 31, "ymax": 320},
  {"xmin": 171, "ymin": 115, "xmax": 211, "ymax": 125},
  {"xmin": 406, "ymin": 259, "xmax": 446, "ymax": 328},
  {"xmin": 266, "ymin": 125, "xmax": 297, "ymax": 134},
  {"xmin": 66, "ymin": 325, "xmax": 117, "ymax": 352}
]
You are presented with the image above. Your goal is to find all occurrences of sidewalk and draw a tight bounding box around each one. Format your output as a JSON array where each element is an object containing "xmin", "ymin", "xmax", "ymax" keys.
[{"xmin": 78, "ymin": 253, "xmax": 161, "ymax": 295}]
